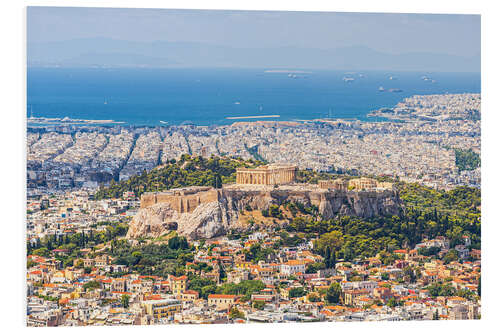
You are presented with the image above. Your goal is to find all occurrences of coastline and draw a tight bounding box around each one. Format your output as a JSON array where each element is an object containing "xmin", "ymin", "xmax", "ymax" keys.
[
  {"xmin": 225, "ymin": 115, "xmax": 280, "ymax": 120},
  {"xmin": 27, "ymin": 68, "xmax": 480, "ymax": 127}
]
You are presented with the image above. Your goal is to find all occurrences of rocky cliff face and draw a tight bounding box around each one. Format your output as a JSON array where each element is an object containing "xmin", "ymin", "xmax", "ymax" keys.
[{"xmin": 126, "ymin": 186, "xmax": 401, "ymax": 240}]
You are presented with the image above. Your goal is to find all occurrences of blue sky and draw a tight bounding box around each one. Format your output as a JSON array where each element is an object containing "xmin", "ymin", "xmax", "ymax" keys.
[
  {"xmin": 27, "ymin": 7, "xmax": 480, "ymax": 56},
  {"xmin": 27, "ymin": 7, "xmax": 480, "ymax": 71}
]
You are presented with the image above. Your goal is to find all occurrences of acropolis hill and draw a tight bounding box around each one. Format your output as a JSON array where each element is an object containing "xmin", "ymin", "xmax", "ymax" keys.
[{"xmin": 127, "ymin": 164, "xmax": 401, "ymax": 240}]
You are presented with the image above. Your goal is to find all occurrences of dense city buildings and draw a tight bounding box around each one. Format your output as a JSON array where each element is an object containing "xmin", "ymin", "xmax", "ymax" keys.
[
  {"xmin": 27, "ymin": 94, "xmax": 480, "ymax": 197},
  {"xmin": 26, "ymin": 93, "xmax": 481, "ymax": 326},
  {"xmin": 26, "ymin": 188, "xmax": 481, "ymax": 325}
]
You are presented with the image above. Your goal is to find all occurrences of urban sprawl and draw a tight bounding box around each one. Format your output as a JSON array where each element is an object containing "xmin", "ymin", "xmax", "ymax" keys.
[{"xmin": 26, "ymin": 93, "xmax": 481, "ymax": 326}]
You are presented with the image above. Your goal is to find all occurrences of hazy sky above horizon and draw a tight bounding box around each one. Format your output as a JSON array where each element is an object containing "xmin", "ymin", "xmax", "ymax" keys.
[{"xmin": 28, "ymin": 6, "xmax": 480, "ymax": 57}]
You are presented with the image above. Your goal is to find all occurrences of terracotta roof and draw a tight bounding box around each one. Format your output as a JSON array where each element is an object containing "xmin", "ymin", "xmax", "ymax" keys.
[
  {"xmin": 170, "ymin": 275, "xmax": 188, "ymax": 281},
  {"xmin": 208, "ymin": 294, "xmax": 238, "ymax": 299},
  {"xmin": 145, "ymin": 295, "xmax": 163, "ymax": 300}
]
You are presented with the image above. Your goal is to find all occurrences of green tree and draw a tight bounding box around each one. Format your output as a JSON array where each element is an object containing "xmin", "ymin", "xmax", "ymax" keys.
[
  {"xmin": 328, "ymin": 248, "xmax": 336, "ymax": 269},
  {"xmin": 387, "ymin": 298, "xmax": 401, "ymax": 308},
  {"xmin": 83, "ymin": 280, "xmax": 101, "ymax": 291},
  {"xmin": 443, "ymin": 249, "xmax": 459, "ymax": 264},
  {"xmin": 403, "ymin": 266, "xmax": 417, "ymax": 283},
  {"xmin": 307, "ymin": 292, "xmax": 321, "ymax": 302},
  {"xmin": 252, "ymin": 300, "xmax": 265, "ymax": 310},
  {"xmin": 289, "ymin": 287, "xmax": 307, "ymax": 298},
  {"xmin": 33, "ymin": 247, "xmax": 50, "ymax": 257},
  {"xmin": 74, "ymin": 259, "xmax": 84, "ymax": 268},
  {"xmin": 326, "ymin": 282, "xmax": 342, "ymax": 304},
  {"xmin": 214, "ymin": 174, "xmax": 222, "ymax": 189},
  {"xmin": 268, "ymin": 205, "xmax": 283, "ymax": 218},
  {"xmin": 324, "ymin": 246, "xmax": 331, "ymax": 267},
  {"xmin": 229, "ymin": 306, "xmax": 245, "ymax": 319},
  {"xmin": 306, "ymin": 261, "xmax": 326, "ymax": 274},
  {"xmin": 27, "ymin": 259, "xmax": 37, "ymax": 269},
  {"xmin": 314, "ymin": 230, "xmax": 344, "ymax": 255},
  {"xmin": 168, "ymin": 236, "xmax": 189, "ymax": 250},
  {"xmin": 427, "ymin": 282, "xmax": 457, "ymax": 297},
  {"xmin": 454, "ymin": 148, "xmax": 480, "ymax": 172},
  {"xmin": 121, "ymin": 294, "xmax": 130, "ymax": 308}
]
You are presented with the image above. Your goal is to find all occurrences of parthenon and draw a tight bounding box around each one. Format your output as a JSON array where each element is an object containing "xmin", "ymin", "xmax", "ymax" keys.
[{"xmin": 236, "ymin": 164, "xmax": 297, "ymax": 185}]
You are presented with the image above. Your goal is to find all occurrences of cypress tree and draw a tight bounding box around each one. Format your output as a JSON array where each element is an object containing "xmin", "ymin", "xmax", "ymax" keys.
[
  {"xmin": 433, "ymin": 310, "xmax": 439, "ymax": 320},
  {"xmin": 214, "ymin": 174, "xmax": 222, "ymax": 189},
  {"xmin": 324, "ymin": 246, "xmax": 331, "ymax": 268},
  {"xmin": 329, "ymin": 249, "xmax": 336, "ymax": 269}
]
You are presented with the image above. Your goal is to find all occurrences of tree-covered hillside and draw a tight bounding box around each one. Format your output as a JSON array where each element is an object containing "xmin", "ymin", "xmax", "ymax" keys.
[
  {"xmin": 94, "ymin": 154, "xmax": 264, "ymax": 200},
  {"xmin": 454, "ymin": 148, "xmax": 480, "ymax": 172},
  {"xmin": 93, "ymin": 155, "xmax": 480, "ymax": 261},
  {"xmin": 286, "ymin": 181, "xmax": 480, "ymax": 260}
]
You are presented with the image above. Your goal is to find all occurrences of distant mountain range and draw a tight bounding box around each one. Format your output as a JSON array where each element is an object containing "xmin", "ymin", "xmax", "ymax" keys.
[{"xmin": 28, "ymin": 37, "xmax": 480, "ymax": 72}]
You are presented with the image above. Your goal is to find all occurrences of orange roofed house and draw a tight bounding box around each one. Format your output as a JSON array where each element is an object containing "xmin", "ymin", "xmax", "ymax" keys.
[
  {"xmin": 169, "ymin": 275, "xmax": 187, "ymax": 296},
  {"xmin": 280, "ymin": 260, "xmax": 306, "ymax": 276},
  {"xmin": 208, "ymin": 294, "xmax": 238, "ymax": 310}
]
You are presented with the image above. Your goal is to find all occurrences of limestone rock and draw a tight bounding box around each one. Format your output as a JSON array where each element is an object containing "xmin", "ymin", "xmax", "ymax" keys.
[
  {"xmin": 126, "ymin": 202, "xmax": 180, "ymax": 239},
  {"xmin": 127, "ymin": 186, "xmax": 402, "ymax": 240}
]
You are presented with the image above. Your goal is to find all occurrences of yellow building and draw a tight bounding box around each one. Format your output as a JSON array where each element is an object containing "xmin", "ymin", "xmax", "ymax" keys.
[
  {"xmin": 207, "ymin": 294, "xmax": 238, "ymax": 310},
  {"xmin": 169, "ymin": 275, "xmax": 187, "ymax": 295},
  {"xmin": 64, "ymin": 268, "xmax": 79, "ymax": 281},
  {"xmin": 141, "ymin": 299, "xmax": 182, "ymax": 319},
  {"xmin": 235, "ymin": 262, "xmax": 252, "ymax": 269}
]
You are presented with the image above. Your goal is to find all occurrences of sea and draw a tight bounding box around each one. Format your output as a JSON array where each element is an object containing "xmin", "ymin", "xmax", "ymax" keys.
[{"xmin": 27, "ymin": 68, "xmax": 481, "ymax": 126}]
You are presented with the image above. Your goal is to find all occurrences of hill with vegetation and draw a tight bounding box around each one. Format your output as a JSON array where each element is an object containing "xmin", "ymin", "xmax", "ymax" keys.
[
  {"xmin": 453, "ymin": 148, "xmax": 480, "ymax": 172},
  {"xmin": 285, "ymin": 181, "xmax": 480, "ymax": 260},
  {"xmin": 94, "ymin": 155, "xmax": 264, "ymax": 200},
  {"xmin": 91, "ymin": 155, "xmax": 480, "ymax": 263}
]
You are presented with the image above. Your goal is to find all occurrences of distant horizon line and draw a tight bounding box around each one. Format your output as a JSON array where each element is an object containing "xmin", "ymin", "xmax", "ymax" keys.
[
  {"xmin": 27, "ymin": 37, "xmax": 480, "ymax": 56},
  {"xmin": 26, "ymin": 66, "xmax": 481, "ymax": 75}
]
